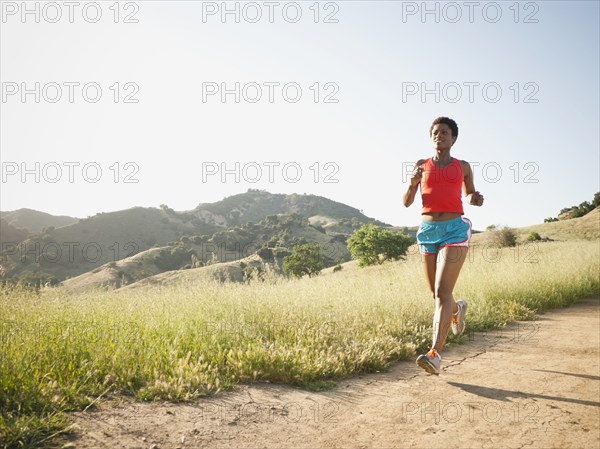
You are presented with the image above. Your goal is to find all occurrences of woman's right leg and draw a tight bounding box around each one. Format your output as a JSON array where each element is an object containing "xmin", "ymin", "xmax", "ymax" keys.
[
  {"xmin": 423, "ymin": 253, "xmax": 437, "ymax": 299},
  {"xmin": 432, "ymin": 246, "xmax": 469, "ymax": 353},
  {"xmin": 423, "ymin": 253, "xmax": 459, "ymax": 306},
  {"xmin": 423, "ymin": 253, "xmax": 458, "ymax": 347}
]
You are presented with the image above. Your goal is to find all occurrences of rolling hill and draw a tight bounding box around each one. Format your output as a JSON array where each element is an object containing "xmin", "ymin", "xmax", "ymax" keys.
[
  {"xmin": 58, "ymin": 212, "xmax": 350, "ymax": 291},
  {"xmin": 1, "ymin": 206, "xmax": 222, "ymax": 284},
  {"xmin": 0, "ymin": 219, "xmax": 29, "ymax": 249},
  {"xmin": 6, "ymin": 191, "xmax": 597, "ymax": 290},
  {"xmin": 470, "ymin": 207, "xmax": 600, "ymax": 245},
  {"xmin": 0, "ymin": 208, "xmax": 78, "ymax": 232},
  {"xmin": 192, "ymin": 189, "xmax": 389, "ymax": 230},
  {"xmin": 62, "ymin": 208, "xmax": 600, "ymax": 293},
  {"xmin": 1, "ymin": 191, "xmax": 384, "ymax": 285}
]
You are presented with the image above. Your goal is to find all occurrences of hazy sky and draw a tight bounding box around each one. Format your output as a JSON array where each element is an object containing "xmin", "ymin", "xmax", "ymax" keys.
[{"xmin": 1, "ymin": 1, "xmax": 599, "ymax": 229}]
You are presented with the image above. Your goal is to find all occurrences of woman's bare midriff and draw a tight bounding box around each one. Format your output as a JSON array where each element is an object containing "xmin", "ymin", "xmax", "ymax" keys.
[{"xmin": 422, "ymin": 212, "xmax": 462, "ymax": 222}]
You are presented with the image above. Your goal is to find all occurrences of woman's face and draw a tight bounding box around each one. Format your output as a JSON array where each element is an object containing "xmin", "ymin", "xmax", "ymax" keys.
[{"xmin": 431, "ymin": 123, "xmax": 457, "ymax": 151}]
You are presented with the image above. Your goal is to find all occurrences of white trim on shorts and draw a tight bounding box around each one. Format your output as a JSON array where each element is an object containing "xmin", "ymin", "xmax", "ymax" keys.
[{"xmin": 444, "ymin": 216, "xmax": 473, "ymax": 248}]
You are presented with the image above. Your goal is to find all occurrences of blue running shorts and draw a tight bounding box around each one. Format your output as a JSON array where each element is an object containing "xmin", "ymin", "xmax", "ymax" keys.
[{"xmin": 416, "ymin": 216, "xmax": 472, "ymax": 256}]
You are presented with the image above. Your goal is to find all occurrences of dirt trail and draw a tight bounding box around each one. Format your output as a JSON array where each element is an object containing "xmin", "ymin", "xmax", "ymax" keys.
[{"xmin": 67, "ymin": 297, "xmax": 600, "ymax": 449}]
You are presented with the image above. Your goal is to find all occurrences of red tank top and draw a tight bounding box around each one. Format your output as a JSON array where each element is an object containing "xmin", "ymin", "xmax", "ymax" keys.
[{"xmin": 420, "ymin": 157, "xmax": 464, "ymax": 214}]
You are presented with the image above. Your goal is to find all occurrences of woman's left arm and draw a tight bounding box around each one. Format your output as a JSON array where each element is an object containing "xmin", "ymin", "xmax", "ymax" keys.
[{"xmin": 461, "ymin": 161, "xmax": 484, "ymax": 206}]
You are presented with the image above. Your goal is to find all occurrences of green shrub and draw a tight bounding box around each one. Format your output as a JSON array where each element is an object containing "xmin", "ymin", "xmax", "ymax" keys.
[
  {"xmin": 347, "ymin": 224, "xmax": 412, "ymax": 267},
  {"xmin": 492, "ymin": 227, "xmax": 517, "ymax": 248},
  {"xmin": 283, "ymin": 243, "xmax": 323, "ymax": 278},
  {"xmin": 153, "ymin": 246, "xmax": 197, "ymax": 271}
]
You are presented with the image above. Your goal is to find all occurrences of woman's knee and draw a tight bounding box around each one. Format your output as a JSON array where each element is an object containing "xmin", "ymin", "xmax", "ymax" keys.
[{"xmin": 434, "ymin": 287, "xmax": 453, "ymax": 303}]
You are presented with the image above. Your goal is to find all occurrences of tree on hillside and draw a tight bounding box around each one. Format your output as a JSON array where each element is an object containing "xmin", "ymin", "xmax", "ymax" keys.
[
  {"xmin": 578, "ymin": 201, "xmax": 594, "ymax": 216},
  {"xmin": 159, "ymin": 204, "xmax": 176, "ymax": 215},
  {"xmin": 17, "ymin": 271, "xmax": 58, "ymax": 289},
  {"xmin": 153, "ymin": 246, "xmax": 197, "ymax": 271},
  {"xmin": 550, "ymin": 192, "xmax": 600, "ymax": 221},
  {"xmin": 347, "ymin": 224, "xmax": 412, "ymax": 267},
  {"xmin": 283, "ymin": 243, "xmax": 323, "ymax": 278}
]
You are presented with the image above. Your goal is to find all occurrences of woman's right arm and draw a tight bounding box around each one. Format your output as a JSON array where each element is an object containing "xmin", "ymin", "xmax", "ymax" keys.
[{"xmin": 403, "ymin": 159, "xmax": 425, "ymax": 208}]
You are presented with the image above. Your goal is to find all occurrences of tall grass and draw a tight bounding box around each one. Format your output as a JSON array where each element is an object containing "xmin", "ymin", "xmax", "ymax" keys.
[{"xmin": 1, "ymin": 240, "xmax": 599, "ymax": 448}]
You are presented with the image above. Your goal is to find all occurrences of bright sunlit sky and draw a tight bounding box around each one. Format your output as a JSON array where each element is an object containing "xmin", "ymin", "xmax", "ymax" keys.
[{"xmin": 1, "ymin": 1, "xmax": 599, "ymax": 229}]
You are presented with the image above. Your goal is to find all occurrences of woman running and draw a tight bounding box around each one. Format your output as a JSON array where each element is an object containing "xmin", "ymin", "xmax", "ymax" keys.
[{"xmin": 403, "ymin": 116, "xmax": 484, "ymax": 375}]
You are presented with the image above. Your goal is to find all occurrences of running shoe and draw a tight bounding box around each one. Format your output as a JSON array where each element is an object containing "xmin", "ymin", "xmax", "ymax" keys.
[
  {"xmin": 416, "ymin": 348, "xmax": 441, "ymax": 375},
  {"xmin": 451, "ymin": 299, "xmax": 468, "ymax": 336}
]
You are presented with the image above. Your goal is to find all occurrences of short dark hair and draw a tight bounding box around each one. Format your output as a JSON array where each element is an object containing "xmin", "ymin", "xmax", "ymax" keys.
[{"xmin": 429, "ymin": 117, "xmax": 458, "ymax": 139}]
